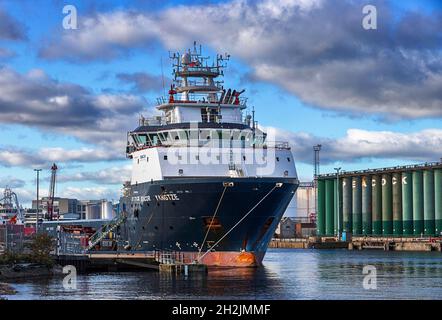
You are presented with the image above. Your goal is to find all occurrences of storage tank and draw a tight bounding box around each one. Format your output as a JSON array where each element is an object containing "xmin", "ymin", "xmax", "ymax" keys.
[
  {"xmin": 85, "ymin": 203, "xmax": 101, "ymax": 220},
  {"xmin": 352, "ymin": 177, "xmax": 362, "ymax": 235},
  {"xmin": 317, "ymin": 179, "xmax": 326, "ymax": 235},
  {"xmin": 342, "ymin": 177, "xmax": 352, "ymax": 233},
  {"xmin": 372, "ymin": 175, "xmax": 382, "ymax": 235},
  {"xmin": 423, "ymin": 170, "xmax": 435, "ymax": 236},
  {"xmin": 325, "ymin": 179, "xmax": 335, "ymax": 235},
  {"xmin": 361, "ymin": 176, "xmax": 372, "ymax": 235},
  {"xmin": 435, "ymin": 169, "xmax": 442, "ymax": 236},
  {"xmin": 381, "ymin": 174, "xmax": 393, "ymax": 235},
  {"xmin": 392, "ymin": 173, "xmax": 403, "ymax": 235},
  {"xmin": 412, "ymin": 170, "xmax": 424, "ymax": 235},
  {"xmin": 402, "ymin": 171, "xmax": 413, "ymax": 235},
  {"xmin": 101, "ymin": 200, "xmax": 113, "ymax": 220}
]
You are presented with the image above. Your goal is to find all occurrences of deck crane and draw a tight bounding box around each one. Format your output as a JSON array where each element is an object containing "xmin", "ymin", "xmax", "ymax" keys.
[{"xmin": 47, "ymin": 163, "xmax": 58, "ymax": 221}]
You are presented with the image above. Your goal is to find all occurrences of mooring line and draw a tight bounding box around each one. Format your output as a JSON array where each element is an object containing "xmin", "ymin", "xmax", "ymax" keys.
[
  {"xmin": 197, "ymin": 184, "xmax": 278, "ymax": 262},
  {"xmin": 197, "ymin": 185, "xmax": 228, "ymax": 260}
]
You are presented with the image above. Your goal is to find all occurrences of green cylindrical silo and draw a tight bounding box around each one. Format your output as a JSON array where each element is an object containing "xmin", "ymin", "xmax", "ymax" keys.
[
  {"xmin": 435, "ymin": 169, "xmax": 442, "ymax": 236},
  {"xmin": 382, "ymin": 174, "xmax": 393, "ymax": 235},
  {"xmin": 325, "ymin": 179, "xmax": 335, "ymax": 235},
  {"xmin": 342, "ymin": 177, "xmax": 352, "ymax": 233},
  {"xmin": 362, "ymin": 176, "xmax": 372, "ymax": 235},
  {"xmin": 392, "ymin": 172, "xmax": 403, "ymax": 236},
  {"xmin": 334, "ymin": 177, "xmax": 343, "ymax": 235},
  {"xmin": 352, "ymin": 176, "xmax": 362, "ymax": 235},
  {"xmin": 317, "ymin": 179, "xmax": 326, "ymax": 236},
  {"xmin": 423, "ymin": 170, "xmax": 435, "ymax": 236},
  {"xmin": 402, "ymin": 171, "xmax": 413, "ymax": 235},
  {"xmin": 372, "ymin": 175, "xmax": 382, "ymax": 235},
  {"xmin": 413, "ymin": 170, "xmax": 424, "ymax": 236}
]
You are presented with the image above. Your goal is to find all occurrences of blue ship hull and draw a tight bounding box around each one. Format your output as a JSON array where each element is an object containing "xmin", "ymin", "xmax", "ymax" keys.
[{"xmin": 119, "ymin": 177, "xmax": 298, "ymax": 267}]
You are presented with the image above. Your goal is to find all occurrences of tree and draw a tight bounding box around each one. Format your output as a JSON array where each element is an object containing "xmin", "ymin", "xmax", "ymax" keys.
[{"xmin": 29, "ymin": 233, "xmax": 54, "ymax": 267}]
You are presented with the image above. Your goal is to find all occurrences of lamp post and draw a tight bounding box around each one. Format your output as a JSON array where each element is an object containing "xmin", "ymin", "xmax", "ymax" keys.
[
  {"xmin": 334, "ymin": 167, "xmax": 341, "ymax": 240},
  {"xmin": 34, "ymin": 169, "xmax": 42, "ymax": 232}
]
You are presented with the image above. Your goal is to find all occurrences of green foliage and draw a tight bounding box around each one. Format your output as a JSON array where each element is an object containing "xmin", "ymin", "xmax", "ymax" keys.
[
  {"xmin": 0, "ymin": 251, "xmax": 30, "ymax": 265},
  {"xmin": 29, "ymin": 233, "xmax": 54, "ymax": 267},
  {"xmin": 0, "ymin": 233, "xmax": 54, "ymax": 267}
]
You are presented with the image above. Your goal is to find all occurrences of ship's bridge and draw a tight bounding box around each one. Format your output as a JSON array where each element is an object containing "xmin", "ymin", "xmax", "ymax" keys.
[{"xmin": 153, "ymin": 43, "xmax": 247, "ymax": 125}]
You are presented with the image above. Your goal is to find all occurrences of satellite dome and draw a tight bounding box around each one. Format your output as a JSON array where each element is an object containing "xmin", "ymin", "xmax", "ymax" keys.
[{"xmin": 181, "ymin": 53, "xmax": 191, "ymax": 65}]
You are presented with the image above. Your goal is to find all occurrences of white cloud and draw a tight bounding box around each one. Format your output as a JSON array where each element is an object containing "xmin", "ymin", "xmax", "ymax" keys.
[
  {"xmin": 57, "ymin": 165, "xmax": 132, "ymax": 185},
  {"xmin": 0, "ymin": 146, "xmax": 122, "ymax": 168},
  {"xmin": 38, "ymin": 0, "xmax": 442, "ymax": 120},
  {"xmin": 270, "ymin": 127, "xmax": 442, "ymax": 164},
  {"xmin": 0, "ymin": 176, "xmax": 26, "ymax": 188},
  {"xmin": 61, "ymin": 186, "xmax": 120, "ymax": 201},
  {"xmin": 0, "ymin": 67, "xmax": 147, "ymax": 151}
]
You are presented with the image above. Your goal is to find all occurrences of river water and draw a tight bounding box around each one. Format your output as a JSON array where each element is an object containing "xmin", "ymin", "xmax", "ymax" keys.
[{"xmin": 5, "ymin": 249, "xmax": 442, "ymax": 300}]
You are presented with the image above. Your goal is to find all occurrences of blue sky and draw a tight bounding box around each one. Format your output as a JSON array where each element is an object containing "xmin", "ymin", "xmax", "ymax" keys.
[{"xmin": 0, "ymin": 0, "xmax": 441, "ymax": 206}]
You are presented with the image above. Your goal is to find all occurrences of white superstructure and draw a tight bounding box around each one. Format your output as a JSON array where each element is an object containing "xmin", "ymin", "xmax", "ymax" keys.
[{"xmin": 126, "ymin": 43, "xmax": 298, "ymax": 185}]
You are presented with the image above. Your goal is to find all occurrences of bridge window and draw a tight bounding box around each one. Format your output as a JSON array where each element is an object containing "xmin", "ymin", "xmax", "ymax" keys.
[{"xmin": 201, "ymin": 108, "xmax": 219, "ymax": 123}]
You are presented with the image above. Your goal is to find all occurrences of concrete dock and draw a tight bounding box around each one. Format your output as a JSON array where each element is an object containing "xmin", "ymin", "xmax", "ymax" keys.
[
  {"xmin": 54, "ymin": 250, "xmax": 209, "ymax": 274},
  {"xmin": 270, "ymin": 236, "xmax": 442, "ymax": 252}
]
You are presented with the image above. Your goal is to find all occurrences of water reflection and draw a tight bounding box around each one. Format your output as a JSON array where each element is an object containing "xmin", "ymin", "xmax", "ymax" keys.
[{"xmin": 6, "ymin": 249, "xmax": 442, "ymax": 300}]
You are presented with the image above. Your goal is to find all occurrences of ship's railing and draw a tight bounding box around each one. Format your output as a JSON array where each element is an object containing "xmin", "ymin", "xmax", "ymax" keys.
[
  {"xmin": 156, "ymin": 94, "xmax": 247, "ymax": 106},
  {"xmin": 138, "ymin": 116, "xmax": 168, "ymax": 127},
  {"xmin": 174, "ymin": 79, "xmax": 223, "ymax": 89},
  {"xmin": 130, "ymin": 139, "xmax": 290, "ymax": 151},
  {"xmin": 318, "ymin": 161, "xmax": 442, "ymax": 178},
  {"xmin": 176, "ymin": 65, "xmax": 220, "ymax": 75},
  {"xmin": 264, "ymin": 141, "xmax": 291, "ymax": 150}
]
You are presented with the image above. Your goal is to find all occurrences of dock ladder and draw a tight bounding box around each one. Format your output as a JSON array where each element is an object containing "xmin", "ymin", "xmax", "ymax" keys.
[{"xmin": 87, "ymin": 213, "xmax": 127, "ymax": 251}]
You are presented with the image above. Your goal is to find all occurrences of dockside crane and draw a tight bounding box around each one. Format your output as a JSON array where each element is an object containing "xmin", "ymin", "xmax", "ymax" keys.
[
  {"xmin": 47, "ymin": 163, "xmax": 58, "ymax": 221},
  {"xmin": 0, "ymin": 187, "xmax": 25, "ymax": 224}
]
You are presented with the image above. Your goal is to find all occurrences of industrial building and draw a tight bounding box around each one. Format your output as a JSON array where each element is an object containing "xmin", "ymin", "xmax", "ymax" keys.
[
  {"xmin": 316, "ymin": 162, "xmax": 442, "ymax": 237},
  {"xmin": 274, "ymin": 182, "xmax": 317, "ymax": 239},
  {"xmin": 31, "ymin": 197, "xmax": 114, "ymax": 221},
  {"xmin": 294, "ymin": 182, "xmax": 315, "ymax": 220},
  {"xmin": 276, "ymin": 217, "xmax": 296, "ymax": 238}
]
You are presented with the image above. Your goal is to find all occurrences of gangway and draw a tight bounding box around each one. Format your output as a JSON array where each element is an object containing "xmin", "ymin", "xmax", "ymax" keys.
[{"xmin": 87, "ymin": 214, "xmax": 127, "ymax": 251}]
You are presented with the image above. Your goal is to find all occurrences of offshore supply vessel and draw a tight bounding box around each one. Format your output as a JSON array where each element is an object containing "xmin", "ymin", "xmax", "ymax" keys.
[{"xmin": 116, "ymin": 44, "xmax": 299, "ymax": 267}]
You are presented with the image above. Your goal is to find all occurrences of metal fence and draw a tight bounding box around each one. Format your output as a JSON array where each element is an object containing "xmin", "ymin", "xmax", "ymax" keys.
[
  {"xmin": 154, "ymin": 249, "xmax": 199, "ymax": 265},
  {"xmin": 56, "ymin": 227, "xmax": 88, "ymax": 255},
  {"xmin": 0, "ymin": 224, "xmax": 24, "ymax": 253}
]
